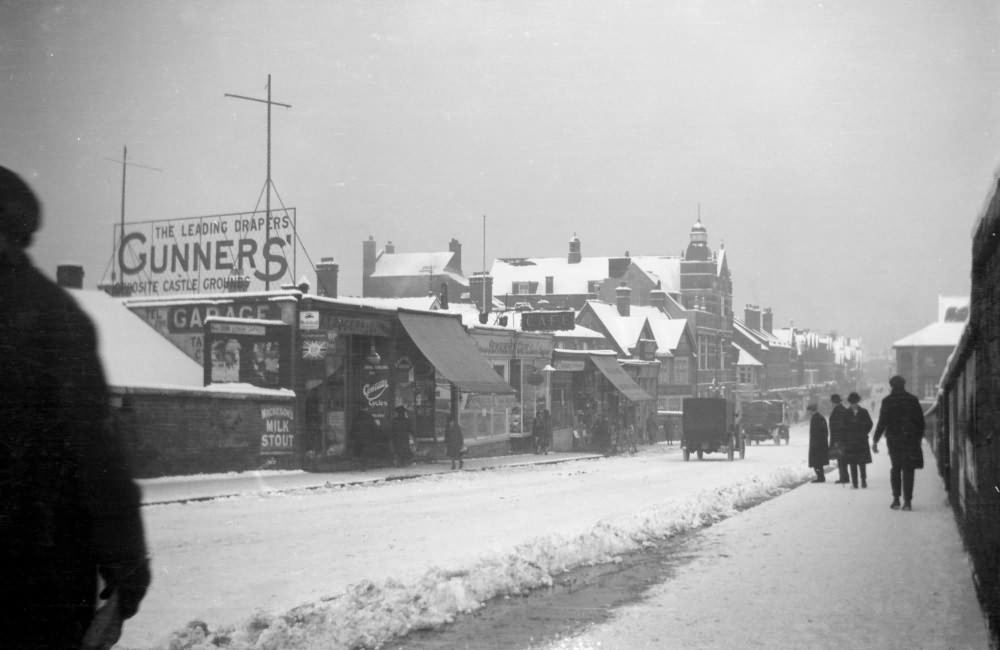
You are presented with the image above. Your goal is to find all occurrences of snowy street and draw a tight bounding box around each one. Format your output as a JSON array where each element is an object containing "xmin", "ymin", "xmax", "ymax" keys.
[{"xmin": 122, "ymin": 426, "xmax": 813, "ymax": 649}]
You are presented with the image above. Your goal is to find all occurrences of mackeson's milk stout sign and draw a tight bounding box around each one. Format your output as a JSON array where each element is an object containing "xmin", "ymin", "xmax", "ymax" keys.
[{"xmin": 112, "ymin": 210, "xmax": 296, "ymax": 295}]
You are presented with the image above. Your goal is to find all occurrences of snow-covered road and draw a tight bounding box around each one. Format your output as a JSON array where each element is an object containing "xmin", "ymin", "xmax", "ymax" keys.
[{"xmin": 120, "ymin": 429, "xmax": 815, "ymax": 649}]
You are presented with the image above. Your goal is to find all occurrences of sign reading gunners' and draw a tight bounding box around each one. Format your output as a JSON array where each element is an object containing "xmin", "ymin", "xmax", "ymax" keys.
[{"xmin": 113, "ymin": 209, "xmax": 296, "ymax": 295}]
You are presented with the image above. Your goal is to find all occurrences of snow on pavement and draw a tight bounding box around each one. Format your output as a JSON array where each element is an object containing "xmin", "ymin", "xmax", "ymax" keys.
[
  {"xmin": 118, "ymin": 437, "xmax": 814, "ymax": 649},
  {"xmin": 539, "ymin": 443, "xmax": 991, "ymax": 650},
  {"xmin": 153, "ymin": 464, "xmax": 811, "ymax": 650}
]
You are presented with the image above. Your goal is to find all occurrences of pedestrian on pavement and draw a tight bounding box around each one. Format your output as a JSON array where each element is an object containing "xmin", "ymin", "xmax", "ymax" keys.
[
  {"xmin": 829, "ymin": 393, "xmax": 850, "ymax": 484},
  {"xmin": 872, "ymin": 375, "xmax": 925, "ymax": 511},
  {"xmin": 842, "ymin": 391, "xmax": 873, "ymax": 489},
  {"xmin": 645, "ymin": 411, "xmax": 659, "ymax": 444},
  {"xmin": 445, "ymin": 413, "xmax": 464, "ymax": 470},
  {"xmin": 390, "ymin": 405, "xmax": 413, "ymax": 467},
  {"xmin": 0, "ymin": 167, "xmax": 151, "ymax": 649},
  {"xmin": 351, "ymin": 402, "xmax": 377, "ymax": 466},
  {"xmin": 593, "ymin": 412, "xmax": 611, "ymax": 454},
  {"xmin": 807, "ymin": 403, "xmax": 829, "ymax": 482}
]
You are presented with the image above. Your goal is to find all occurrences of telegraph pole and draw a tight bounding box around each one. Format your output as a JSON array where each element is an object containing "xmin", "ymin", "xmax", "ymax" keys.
[
  {"xmin": 225, "ymin": 74, "xmax": 292, "ymax": 289},
  {"xmin": 105, "ymin": 146, "xmax": 162, "ymax": 291}
]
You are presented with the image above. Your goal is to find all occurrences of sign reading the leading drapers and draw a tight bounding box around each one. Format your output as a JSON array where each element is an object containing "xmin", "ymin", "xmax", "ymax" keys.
[
  {"xmin": 111, "ymin": 209, "xmax": 296, "ymax": 296},
  {"xmin": 521, "ymin": 310, "xmax": 575, "ymax": 332}
]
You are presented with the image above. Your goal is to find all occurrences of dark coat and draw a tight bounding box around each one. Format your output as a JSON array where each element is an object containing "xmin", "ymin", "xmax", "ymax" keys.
[
  {"xmin": 808, "ymin": 412, "xmax": 829, "ymax": 469},
  {"xmin": 445, "ymin": 418, "xmax": 464, "ymax": 459},
  {"xmin": 1, "ymin": 250, "xmax": 149, "ymax": 647},
  {"xmin": 842, "ymin": 406, "xmax": 873, "ymax": 465},
  {"xmin": 390, "ymin": 413, "xmax": 412, "ymax": 459},
  {"xmin": 828, "ymin": 403, "xmax": 849, "ymax": 447},
  {"xmin": 873, "ymin": 388, "xmax": 925, "ymax": 470}
]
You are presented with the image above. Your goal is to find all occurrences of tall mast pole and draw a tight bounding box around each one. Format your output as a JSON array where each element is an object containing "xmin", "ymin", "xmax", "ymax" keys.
[
  {"xmin": 120, "ymin": 145, "xmax": 127, "ymax": 284},
  {"xmin": 225, "ymin": 74, "xmax": 291, "ymax": 290}
]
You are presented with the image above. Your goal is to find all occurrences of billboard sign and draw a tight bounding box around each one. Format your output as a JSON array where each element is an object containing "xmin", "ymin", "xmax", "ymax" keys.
[{"xmin": 112, "ymin": 209, "xmax": 296, "ymax": 296}]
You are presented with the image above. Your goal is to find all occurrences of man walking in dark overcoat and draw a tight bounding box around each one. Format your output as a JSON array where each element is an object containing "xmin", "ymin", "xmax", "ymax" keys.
[
  {"xmin": 872, "ymin": 375, "xmax": 925, "ymax": 510},
  {"xmin": 843, "ymin": 392, "xmax": 873, "ymax": 489},
  {"xmin": 829, "ymin": 394, "xmax": 850, "ymax": 483},
  {"xmin": 0, "ymin": 167, "xmax": 151, "ymax": 648}
]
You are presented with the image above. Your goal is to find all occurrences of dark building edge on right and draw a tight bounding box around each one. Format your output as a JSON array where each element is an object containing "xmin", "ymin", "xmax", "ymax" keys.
[{"xmin": 932, "ymin": 170, "xmax": 1000, "ymax": 648}]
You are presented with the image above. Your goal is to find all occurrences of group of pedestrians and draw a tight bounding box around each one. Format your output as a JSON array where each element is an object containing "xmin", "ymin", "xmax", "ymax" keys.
[{"xmin": 807, "ymin": 375, "xmax": 926, "ymax": 511}]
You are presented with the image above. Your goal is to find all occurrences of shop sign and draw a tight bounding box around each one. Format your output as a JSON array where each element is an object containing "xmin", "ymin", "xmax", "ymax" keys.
[
  {"xmin": 475, "ymin": 334, "xmax": 548, "ymax": 358},
  {"xmin": 299, "ymin": 310, "xmax": 320, "ymax": 330},
  {"xmin": 555, "ymin": 359, "xmax": 586, "ymax": 371},
  {"xmin": 300, "ymin": 332, "xmax": 328, "ymax": 360},
  {"xmin": 521, "ymin": 310, "xmax": 575, "ymax": 332},
  {"xmin": 319, "ymin": 313, "xmax": 391, "ymax": 337},
  {"xmin": 260, "ymin": 404, "xmax": 295, "ymax": 454},
  {"xmin": 209, "ymin": 322, "xmax": 265, "ymax": 336},
  {"xmin": 362, "ymin": 364, "xmax": 392, "ymax": 427},
  {"xmin": 112, "ymin": 209, "xmax": 296, "ymax": 296},
  {"xmin": 168, "ymin": 302, "xmax": 274, "ymax": 333}
]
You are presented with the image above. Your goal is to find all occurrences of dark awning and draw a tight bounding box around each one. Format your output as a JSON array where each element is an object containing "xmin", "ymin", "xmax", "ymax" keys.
[
  {"xmin": 589, "ymin": 354, "xmax": 654, "ymax": 402},
  {"xmin": 398, "ymin": 311, "xmax": 514, "ymax": 394}
]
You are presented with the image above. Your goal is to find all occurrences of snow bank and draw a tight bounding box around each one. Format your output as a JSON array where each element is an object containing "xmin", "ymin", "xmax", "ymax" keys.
[{"xmin": 157, "ymin": 465, "xmax": 810, "ymax": 650}]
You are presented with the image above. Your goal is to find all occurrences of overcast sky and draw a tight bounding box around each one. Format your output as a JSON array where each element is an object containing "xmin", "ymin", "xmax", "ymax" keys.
[{"xmin": 4, "ymin": 0, "xmax": 998, "ymax": 354}]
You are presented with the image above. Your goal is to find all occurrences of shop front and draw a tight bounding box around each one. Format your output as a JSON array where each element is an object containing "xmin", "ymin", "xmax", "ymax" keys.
[
  {"xmin": 469, "ymin": 328, "xmax": 555, "ymax": 450},
  {"xmin": 550, "ymin": 349, "xmax": 655, "ymax": 450}
]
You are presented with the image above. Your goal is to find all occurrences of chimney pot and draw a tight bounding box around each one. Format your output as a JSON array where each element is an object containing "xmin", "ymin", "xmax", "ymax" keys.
[{"xmin": 615, "ymin": 284, "xmax": 632, "ymax": 317}]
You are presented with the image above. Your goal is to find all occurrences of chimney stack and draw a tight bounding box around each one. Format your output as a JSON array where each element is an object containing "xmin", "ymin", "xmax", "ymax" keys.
[
  {"xmin": 744, "ymin": 304, "xmax": 762, "ymax": 331},
  {"xmin": 56, "ymin": 264, "xmax": 84, "ymax": 289},
  {"xmin": 615, "ymin": 283, "xmax": 632, "ymax": 317},
  {"xmin": 438, "ymin": 282, "xmax": 449, "ymax": 309},
  {"xmin": 384, "ymin": 240, "xmax": 395, "ymax": 254},
  {"xmin": 469, "ymin": 273, "xmax": 493, "ymax": 313},
  {"xmin": 568, "ymin": 233, "xmax": 581, "ymax": 264},
  {"xmin": 649, "ymin": 288, "xmax": 667, "ymax": 311},
  {"xmin": 762, "ymin": 307, "xmax": 773, "ymax": 334},
  {"xmin": 316, "ymin": 257, "xmax": 339, "ymax": 298},
  {"xmin": 449, "ymin": 238, "xmax": 462, "ymax": 273},
  {"xmin": 362, "ymin": 236, "xmax": 376, "ymax": 296}
]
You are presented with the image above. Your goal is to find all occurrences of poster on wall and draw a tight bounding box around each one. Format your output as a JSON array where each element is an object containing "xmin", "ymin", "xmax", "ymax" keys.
[
  {"xmin": 361, "ymin": 362, "xmax": 391, "ymax": 428},
  {"xmin": 203, "ymin": 319, "xmax": 291, "ymax": 388},
  {"xmin": 260, "ymin": 404, "xmax": 295, "ymax": 455}
]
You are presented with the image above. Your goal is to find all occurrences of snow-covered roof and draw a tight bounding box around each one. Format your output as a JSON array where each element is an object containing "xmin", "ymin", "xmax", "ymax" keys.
[
  {"xmin": 553, "ymin": 323, "xmax": 605, "ymax": 339},
  {"xmin": 70, "ymin": 290, "xmax": 205, "ymax": 389},
  {"xmin": 630, "ymin": 256, "xmax": 681, "ymax": 293},
  {"xmin": 734, "ymin": 342, "xmax": 763, "ymax": 366},
  {"xmin": 371, "ymin": 251, "xmax": 465, "ymax": 286},
  {"xmin": 490, "ymin": 256, "xmax": 611, "ymax": 295},
  {"xmin": 584, "ymin": 300, "xmax": 648, "ymax": 354},
  {"xmin": 324, "ymin": 295, "xmax": 440, "ymax": 311},
  {"xmin": 893, "ymin": 321, "xmax": 967, "ymax": 348}
]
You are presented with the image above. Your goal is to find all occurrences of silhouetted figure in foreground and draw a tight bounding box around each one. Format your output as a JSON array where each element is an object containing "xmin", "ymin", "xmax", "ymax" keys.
[{"xmin": 0, "ymin": 167, "xmax": 150, "ymax": 649}]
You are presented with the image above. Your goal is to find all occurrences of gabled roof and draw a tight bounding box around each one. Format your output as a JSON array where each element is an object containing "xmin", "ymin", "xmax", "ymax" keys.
[
  {"xmin": 733, "ymin": 342, "xmax": 763, "ymax": 366},
  {"xmin": 371, "ymin": 251, "xmax": 466, "ymax": 286},
  {"xmin": 893, "ymin": 321, "xmax": 966, "ymax": 348},
  {"xmin": 490, "ymin": 256, "xmax": 611, "ymax": 295},
  {"xmin": 733, "ymin": 319, "xmax": 769, "ymax": 350},
  {"xmin": 581, "ymin": 300, "xmax": 650, "ymax": 355},
  {"xmin": 70, "ymin": 290, "xmax": 205, "ymax": 389},
  {"xmin": 630, "ymin": 256, "xmax": 681, "ymax": 293}
]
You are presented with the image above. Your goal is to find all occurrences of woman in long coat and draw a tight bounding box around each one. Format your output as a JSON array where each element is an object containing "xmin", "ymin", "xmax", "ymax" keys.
[
  {"xmin": 842, "ymin": 392, "xmax": 873, "ymax": 488},
  {"xmin": 807, "ymin": 403, "xmax": 829, "ymax": 482},
  {"xmin": 445, "ymin": 414, "xmax": 464, "ymax": 470}
]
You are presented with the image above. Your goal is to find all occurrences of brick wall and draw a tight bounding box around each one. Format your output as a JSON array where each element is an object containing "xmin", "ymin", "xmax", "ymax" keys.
[{"xmin": 110, "ymin": 386, "xmax": 298, "ymax": 478}]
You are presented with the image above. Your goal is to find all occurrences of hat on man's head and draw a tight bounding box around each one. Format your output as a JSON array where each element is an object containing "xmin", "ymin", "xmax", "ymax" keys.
[
  {"xmin": 0, "ymin": 167, "xmax": 41, "ymax": 248},
  {"xmin": 847, "ymin": 392, "xmax": 861, "ymax": 404},
  {"xmin": 889, "ymin": 375, "xmax": 906, "ymax": 390},
  {"xmin": 830, "ymin": 394, "xmax": 842, "ymax": 404}
]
